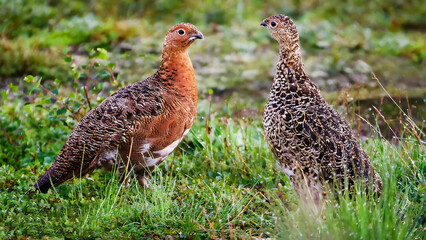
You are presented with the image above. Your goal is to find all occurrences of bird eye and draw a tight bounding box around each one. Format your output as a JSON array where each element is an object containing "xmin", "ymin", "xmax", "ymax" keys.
[
  {"xmin": 271, "ymin": 21, "xmax": 277, "ymax": 27},
  {"xmin": 178, "ymin": 29, "xmax": 185, "ymax": 35}
]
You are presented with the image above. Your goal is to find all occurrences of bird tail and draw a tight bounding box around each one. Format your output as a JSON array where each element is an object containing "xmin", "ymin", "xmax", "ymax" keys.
[{"xmin": 33, "ymin": 167, "xmax": 56, "ymax": 193}]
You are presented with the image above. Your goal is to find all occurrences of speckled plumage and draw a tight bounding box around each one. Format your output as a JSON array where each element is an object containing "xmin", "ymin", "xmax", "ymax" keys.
[
  {"xmin": 261, "ymin": 15, "xmax": 382, "ymax": 203},
  {"xmin": 34, "ymin": 23, "xmax": 203, "ymax": 193}
]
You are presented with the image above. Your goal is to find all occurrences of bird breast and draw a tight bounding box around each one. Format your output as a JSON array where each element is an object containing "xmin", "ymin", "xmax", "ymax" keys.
[{"xmin": 138, "ymin": 128, "xmax": 190, "ymax": 167}]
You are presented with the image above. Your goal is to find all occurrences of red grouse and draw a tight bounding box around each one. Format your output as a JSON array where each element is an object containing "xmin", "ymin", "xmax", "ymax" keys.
[
  {"xmin": 261, "ymin": 14, "xmax": 382, "ymax": 204},
  {"xmin": 34, "ymin": 23, "xmax": 204, "ymax": 193}
]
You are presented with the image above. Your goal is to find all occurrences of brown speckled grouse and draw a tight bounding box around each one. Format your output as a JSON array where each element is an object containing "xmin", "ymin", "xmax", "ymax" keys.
[
  {"xmin": 33, "ymin": 23, "xmax": 204, "ymax": 193},
  {"xmin": 261, "ymin": 14, "xmax": 382, "ymax": 204}
]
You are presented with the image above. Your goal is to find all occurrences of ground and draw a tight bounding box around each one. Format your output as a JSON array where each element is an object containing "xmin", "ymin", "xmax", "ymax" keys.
[{"xmin": 0, "ymin": 0, "xmax": 425, "ymax": 239}]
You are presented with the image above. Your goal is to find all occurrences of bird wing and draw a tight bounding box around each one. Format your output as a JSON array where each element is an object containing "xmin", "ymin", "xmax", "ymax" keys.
[
  {"xmin": 35, "ymin": 80, "xmax": 166, "ymax": 191},
  {"xmin": 295, "ymin": 101, "xmax": 366, "ymax": 179}
]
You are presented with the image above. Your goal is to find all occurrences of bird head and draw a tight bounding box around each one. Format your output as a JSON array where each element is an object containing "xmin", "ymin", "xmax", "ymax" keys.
[
  {"xmin": 163, "ymin": 23, "xmax": 204, "ymax": 51},
  {"xmin": 261, "ymin": 14, "xmax": 299, "ymax": 49}
]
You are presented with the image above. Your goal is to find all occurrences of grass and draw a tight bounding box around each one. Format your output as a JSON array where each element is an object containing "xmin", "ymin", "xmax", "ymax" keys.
[
  {"xmin": 2, "ymin": 0, "xmax": 425, "ymax": 97},
  {"xmin": 0, "ymin": 93, "xmax": 424, "ymax": 238},
  {"xmin": 0, "ymin": 1, "xmax": 425, "ymax": 238},
  {"xmin": 277, "ymin": 136, "xmax": 425, "ymax": 239},
  {"xmin": 0, "ymin": 98, "xmax": 272, "ymax": 238}
]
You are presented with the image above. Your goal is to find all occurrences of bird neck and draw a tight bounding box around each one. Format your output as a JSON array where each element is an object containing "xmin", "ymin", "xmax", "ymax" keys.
[
  {"xmin": 274, "ymin": 45, "xmax": 308, "ymax": 86},
  {"xmin": 158, "ymin": 48, "xmax": 198, "ymax": 101}
]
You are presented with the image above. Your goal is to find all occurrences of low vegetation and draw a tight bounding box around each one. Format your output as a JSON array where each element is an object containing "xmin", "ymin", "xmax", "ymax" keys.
[
  {"xmin": 1, "ymin": 51, "xmax": 424, "ymax": 238},
  {"xmin": 0, "ymin": 0, "xmax": 424, "ymax": 239}
]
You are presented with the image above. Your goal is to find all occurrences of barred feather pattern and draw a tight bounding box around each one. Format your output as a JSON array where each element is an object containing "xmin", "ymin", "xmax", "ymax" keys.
[
  {"xmin": 34, "ymin": 23, "xmax": 203, "ymax": 193},
  {"xmin": 262, "ymin": 14, "xmax": 382, "ymax": 204}
]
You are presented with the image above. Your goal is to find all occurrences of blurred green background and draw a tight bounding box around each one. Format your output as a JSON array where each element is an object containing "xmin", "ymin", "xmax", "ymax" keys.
[{"xmin": 1, "ymin": 0, "xmax": 425, "ymax": 129}]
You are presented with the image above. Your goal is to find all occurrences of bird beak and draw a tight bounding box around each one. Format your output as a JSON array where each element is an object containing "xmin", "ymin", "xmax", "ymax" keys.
[
  {"xmin": 189, "ymin": 32, "xmax": 204, "ymax": 41},
  {"xmin": 260, "ymin": 21, "xmax": 267, "ymax": 27}
]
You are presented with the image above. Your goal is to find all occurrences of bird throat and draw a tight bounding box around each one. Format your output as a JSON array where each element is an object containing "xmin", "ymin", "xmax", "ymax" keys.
[
  {"xmin": 275, "ymin": 46, "xmax": 307, "ymax": 86},
  {"xmin": 158, "ymin": 49, "xmax": 198, "ymax": 101}
]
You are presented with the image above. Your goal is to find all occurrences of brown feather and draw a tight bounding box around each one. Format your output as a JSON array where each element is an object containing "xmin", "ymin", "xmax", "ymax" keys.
[
  {"xmin": 34, "ymin": 23, "xmax": 203, "ymax": 193},
  {"xmin": 261, "ymin": 14, "xmax": 382, "ymax": 204}
]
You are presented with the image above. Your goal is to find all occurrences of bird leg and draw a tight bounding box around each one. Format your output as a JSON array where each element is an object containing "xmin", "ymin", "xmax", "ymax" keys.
[
  {"xmin": 96, "ymin": 148, "xmax": 120, "ymax": 170},
  {"xmin": 135, "ymin": 165, "xmax": 156, "ymax": 188},
  {"xmin": 137, "ymin": 175, "xmax": 150, "ymax": 188},
  {"xmin": 290, "ymin": 171, "xmax": 325, "ymax": 215}
]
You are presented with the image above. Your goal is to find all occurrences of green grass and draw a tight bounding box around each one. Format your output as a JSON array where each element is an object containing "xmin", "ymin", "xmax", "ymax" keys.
[
  {"xmin": 276, "ymin": 136, "xmax": 425, "ymax": 239},
  {"xmin": 2, "ymin": 0, "xmax": 425, "ymax": 97},
  {"xmin": 0, "ymin": 93, "xmax": 424, "ymax": 238},
  {"xmin": 0, "ymin": 1, "xmax": 425, "ymax": 238}
]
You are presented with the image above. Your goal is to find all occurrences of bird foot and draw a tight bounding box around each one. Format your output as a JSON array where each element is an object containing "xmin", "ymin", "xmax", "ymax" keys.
[{"xmin": 137, "ymin": 176, "xmax": 150, "ymax": 188}]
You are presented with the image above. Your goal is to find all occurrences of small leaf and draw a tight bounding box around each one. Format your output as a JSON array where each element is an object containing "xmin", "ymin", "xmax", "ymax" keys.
[
  {"xmin": 108, "ymin": 63, "xmax": 115, "ymax": 69},
  {"xmin": 97, "ymin": 96, "xmax": 105, "ymax": 103},
  {"xmin": 79, "ymin": 73, "xmax": 87, "ymax": 79},
  {"xmin": 43, "ymin": 98, "xmax": 51, "ymax": 104},
  {"xmin": 9, "ymin": 83, "xmax": 18, "ymax": 92},
  {"xmin": 73, "ymin": 102, "xmax": 80, "ymax": 112},
  {"xmin": 51, "ymin": 88, "xmax": 59, "ymax": 95},
  {"xmin": 24, "ymin": 75, "xmax": 34, "ymax": 83},
  {"xmin": 1, "ymin": 90, "xmax": 7, "ymax": 99},
  {"xmin": 100, "ymin": 70, "xmax": 111, "ymax": 79},
  {"xmin": 57, "ymin": 107, "xmax": 67, "ymax": 115},
  {"xmin": 96, "ymin": 48, "xmax": 108, "ymax": 60},
  {"xmin": 73, "ymin": 71, "xmax": 81, "ymax": 79},
  {"xmin": 64, "ymin": 56, "xmax": 72, "ymax": 63},
  {"xmin": 24, "ymin": 104, "xmax": 32, "ymax": 113}
]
